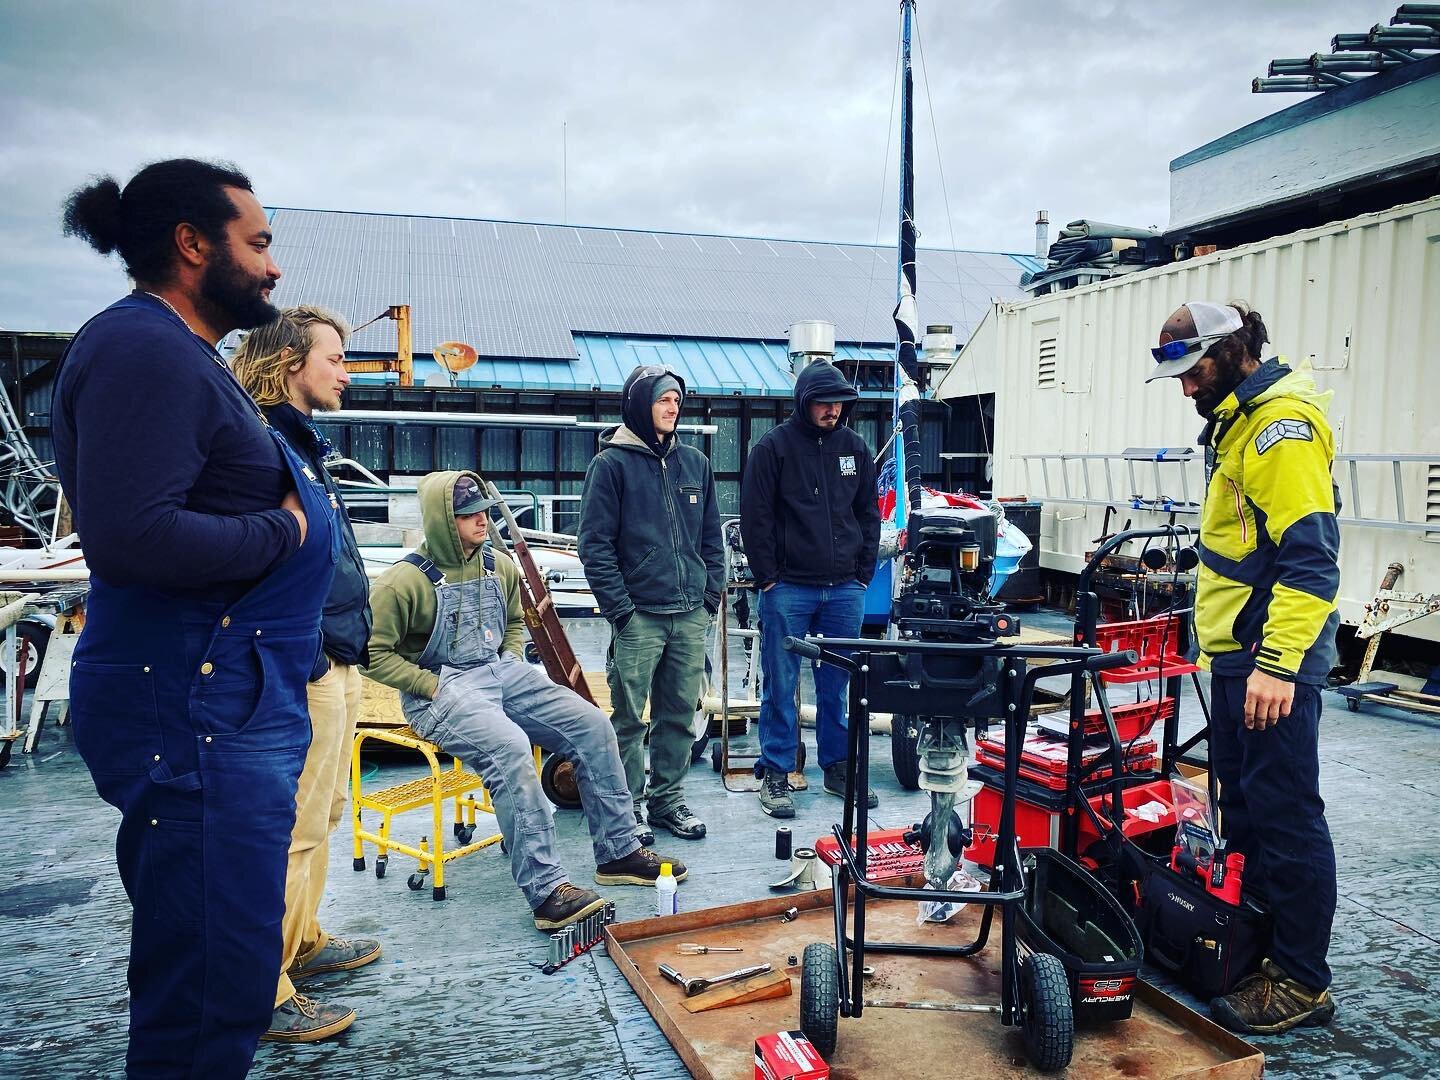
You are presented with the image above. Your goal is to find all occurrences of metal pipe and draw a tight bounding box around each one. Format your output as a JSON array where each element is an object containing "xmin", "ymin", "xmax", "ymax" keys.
[
  {"xmin": 329, "ymin": 408, "xmax": 716, "ymax": 435},
  {"xmin": 1034, "ymin": 210, "xmax": 1049, "ymax": 259}
]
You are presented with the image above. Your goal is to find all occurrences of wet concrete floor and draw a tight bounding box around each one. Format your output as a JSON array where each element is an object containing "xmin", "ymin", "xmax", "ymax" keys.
[{"xmin": 1, "ymin": 611, "xmax": 1436, "ymax": 1078}]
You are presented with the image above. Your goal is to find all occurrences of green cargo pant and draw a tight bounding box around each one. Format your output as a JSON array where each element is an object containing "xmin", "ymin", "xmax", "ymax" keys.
[{"xmin": 606, "ymin": 606, "xmax": 709, "ymax": 817}]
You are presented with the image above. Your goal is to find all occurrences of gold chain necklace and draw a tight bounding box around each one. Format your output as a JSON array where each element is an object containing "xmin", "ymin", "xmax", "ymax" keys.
[{"xmin": 142, "ymin": 291, "xmax": 270, "ymax": 426}]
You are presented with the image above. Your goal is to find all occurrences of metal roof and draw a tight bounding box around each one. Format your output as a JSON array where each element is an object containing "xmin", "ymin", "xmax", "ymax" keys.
[
  {"xmin": 266, "ymin": 207, "xmax": 1039, "ymax": 362},
  {"xmin": 350, "ymin": 334, "xmax": 900, "ymax": 396}
]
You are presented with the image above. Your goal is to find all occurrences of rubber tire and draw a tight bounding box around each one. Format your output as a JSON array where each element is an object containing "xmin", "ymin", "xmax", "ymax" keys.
[
  {"xmin": 0, "ymin": 621, "xmax": 49, "ymax": 690},
  {"xmin": 691, "ymin": 733, "xmax": 708, "ymax": 766},
  {"xmin": 407, "ymin": 874, "xmax": 425, "ymax": 892},
  {"xmin": 375, "ymin": 857, "xmax": 387, "ymax": 879},
  {"xmin": 541, "ymin": 754, "xmax": 583, "ymax": 810},
  {"xmin": 710, "ymin": 741, "xmax": 723, "ymax": 773},
  {"xmin": 1020, "ymin": 953, "xmax": 1075, "ymax": 1073},
  {"xmin": 800, "ymin": 942, "xmax": 840, "ymax": 1058},
  {"xmin": 891, "ymin": 715, "xmax": 921, "ymax": 791}
]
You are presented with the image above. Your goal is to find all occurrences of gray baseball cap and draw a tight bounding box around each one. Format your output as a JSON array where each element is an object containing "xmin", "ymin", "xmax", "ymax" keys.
[{"xmin": 1146, "ymin": 301, "xmax": 1244, "ymax": 382}]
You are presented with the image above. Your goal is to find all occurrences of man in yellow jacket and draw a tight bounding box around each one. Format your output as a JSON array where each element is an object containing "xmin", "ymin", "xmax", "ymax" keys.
[{"xmin": 1147, "ymin": 301, "xmax": 1338, "ymax": 1035}]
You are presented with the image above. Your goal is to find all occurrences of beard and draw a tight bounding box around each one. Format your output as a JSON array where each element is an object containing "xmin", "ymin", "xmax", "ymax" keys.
[
  {"xmin": 1191, "ymin": 350, "xmax": 1252, "ymax": 418},
  {"xmin": 198, "ymin": 243, "xmax": 279, "ymax": 332}
]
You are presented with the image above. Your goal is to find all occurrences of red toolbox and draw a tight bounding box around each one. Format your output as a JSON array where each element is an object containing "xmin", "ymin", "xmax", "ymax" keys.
[
  {"xmin": 975, "ymin": 731, "xmax": 1158, "ymax": 791},
  {"xmin": 965, "ymin": 769, "xmax": 1179, "ymax": 869},
  {"xmin": 814, "ymin": 826, "xmax": 924, "ymax": 880}
]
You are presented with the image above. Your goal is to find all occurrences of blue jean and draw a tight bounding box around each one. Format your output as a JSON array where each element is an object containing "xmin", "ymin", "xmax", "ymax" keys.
[
  {"xmin": 756, "ymin": 580, "xmax": 865, "ymax": 774},
  {"xmin": 406, "ymin": 656, "xmax": 638, "ymax": 910}
]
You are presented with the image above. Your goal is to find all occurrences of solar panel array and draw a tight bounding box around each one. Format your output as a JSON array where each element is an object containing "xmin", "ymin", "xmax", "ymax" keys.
[{"xmin": 267, "ymin": 208, "xmax": 1038, "ymax": 361}]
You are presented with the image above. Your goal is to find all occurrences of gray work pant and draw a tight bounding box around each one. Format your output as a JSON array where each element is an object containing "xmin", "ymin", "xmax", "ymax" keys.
[
  {"xmin": 409, "ymin": 655, "xmax": 639, "ymax": 909},
  {"xmin": 606, "ymin": 606, "xmax": 709, "ymax": 817}
]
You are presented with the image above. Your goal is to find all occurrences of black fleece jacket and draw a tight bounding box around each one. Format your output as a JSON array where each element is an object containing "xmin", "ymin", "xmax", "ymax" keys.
[
  {"xmin": 740, "ymin": 361, "xmax": 880, "ymax": 588},
  {"xmin": 577, "ymin": 368, "xmax": 724, "ymax": 622}
]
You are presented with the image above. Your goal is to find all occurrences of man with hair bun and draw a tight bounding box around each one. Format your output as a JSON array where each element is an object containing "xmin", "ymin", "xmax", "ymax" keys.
[
  {"xmin": 1147, "ymin": 300, "xmax": 1340, "ymax": 1035},
  {"xmin": 232, "ymin": 306, "xmax": 378, "ymax": 1043},
  {"xmin": 53, "ymin": 159, "xmax": 336, "ymax": 1076}
]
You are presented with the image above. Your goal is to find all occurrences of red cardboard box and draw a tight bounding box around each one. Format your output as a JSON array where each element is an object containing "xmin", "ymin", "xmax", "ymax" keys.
[{"xmin": 754, "ymin": 1030, "xmax": 829, "ymax": 1080}]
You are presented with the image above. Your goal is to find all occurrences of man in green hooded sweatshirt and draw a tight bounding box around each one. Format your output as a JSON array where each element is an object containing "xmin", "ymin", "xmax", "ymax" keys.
[{"xmin": 364, "ymin": 471, "xmax": 686, "ymax": 930}]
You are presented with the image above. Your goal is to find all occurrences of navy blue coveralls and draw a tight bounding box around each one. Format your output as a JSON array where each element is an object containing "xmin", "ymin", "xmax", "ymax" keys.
[{"xmin": 54, "ymin": 294, "xmax": 337, "ymax": 1077}]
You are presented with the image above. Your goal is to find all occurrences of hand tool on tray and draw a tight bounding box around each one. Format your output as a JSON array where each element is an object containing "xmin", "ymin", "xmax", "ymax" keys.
[
  {"xmin": 678, "ymin": 943, "xmax": 743, "ymax": 955},
  {"xmin": 657, "ymin": 962, "xmax": 773, "ymax": 996}
]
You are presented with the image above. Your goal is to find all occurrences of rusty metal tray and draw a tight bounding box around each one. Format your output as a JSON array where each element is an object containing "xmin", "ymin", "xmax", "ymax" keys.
[{"xmin": 604, "ymin": 882, "xmax": 1262, "ymax": 1079}]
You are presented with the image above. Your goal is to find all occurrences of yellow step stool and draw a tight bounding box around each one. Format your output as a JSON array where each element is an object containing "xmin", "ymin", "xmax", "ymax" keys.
[{"xmin": 350, "ymin": 723, "xmax": 539, "ymax": 901}]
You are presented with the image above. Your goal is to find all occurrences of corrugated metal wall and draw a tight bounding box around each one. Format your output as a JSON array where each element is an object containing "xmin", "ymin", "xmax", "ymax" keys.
[{"xmin": 978, "ymin": 195, "xmax": 1440, "ymax": 642}]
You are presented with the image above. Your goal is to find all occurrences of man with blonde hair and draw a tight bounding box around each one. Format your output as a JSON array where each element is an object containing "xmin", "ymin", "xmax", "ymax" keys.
[{"xmin": 231, "ymin": 306, "xmax": 378, "ymax": 1043}]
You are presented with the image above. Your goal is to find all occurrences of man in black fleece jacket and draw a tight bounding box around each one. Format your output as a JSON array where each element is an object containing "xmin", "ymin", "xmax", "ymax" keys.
[
  {"xmin": 741, "ymin": 361, "xmax": 880, "ymax": 818},
  {"xmin": 578, "ymin": 365, "xmax": 722, "ymax": 843}
]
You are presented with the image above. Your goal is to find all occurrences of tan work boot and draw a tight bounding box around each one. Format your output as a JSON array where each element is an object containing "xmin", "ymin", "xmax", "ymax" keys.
[
  {"xmin": 288, "ymin": 935, "xmax": 383, "ymax": 979},
  {"xmin": 263, "ymin": 994, "xmax": 356, "ymax": 1043},
  {"xmin": 1210, "ymin": 959, "xmax": 1336, "ymax": 1035}
]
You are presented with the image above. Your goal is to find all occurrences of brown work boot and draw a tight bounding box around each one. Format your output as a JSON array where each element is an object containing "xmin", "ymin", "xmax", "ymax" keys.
[
  {"xmin": 533, "ymin": 882, "xmax": 606, "ymax": 931},
  {"xmin": 1210, "ymin": 959, "xmax": 1337, "ymax": 1035},
  {"xmin": 594, "ymin": 846, "xmax": 689, "ymax": 886},
  {"xmin": 262, "ymin": 994, "xmax": 356, "ymax": 1043}
]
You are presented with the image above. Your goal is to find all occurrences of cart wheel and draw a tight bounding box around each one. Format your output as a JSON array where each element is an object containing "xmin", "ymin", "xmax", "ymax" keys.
[
  {"xmin": 375, "ymin": 856, "xmax": 388, "ymax": 879},
  {"xmin": 524, "ymin": 642, "xmax": 541, "ymax": 664},
  {"xmin": 432, "ymin": 885, "xmax": 447, "ymax": 901},
  {"xmin": 541, "ymin": 754, "xmax": 583, "ymax": 810},
  {"xmin": 454, "ymin": 823, "xmax": 476, "ymax": 844},
  {"xmin": 690, "ymin": 732, "xmax": 709, "ymax": 766},
  {"xmin": 352, "ymin": 856, "xmax": 366, "ymax": 872},
  {"xmin": 407, "ymin": 874, "xmax": 425, "ymax": 892},
  {"xmin": 800, "ymin": 942, "xmax": 840, "ymax": 1058},
  {"xmin": 891, "ymin": 715, "xmax": 921, "ymax": 790},
  {"xmin": 1020, "ymin": 953, "xmax": 1074, "ymax": 1073},
  {"xmin": 1346, "ymin": 697, "xmax": 1360, "ymax": 712},
  {"xmin": 500, "ymin": 838, "xmax": 509, "ymax": 855},
  {"xmin": 711, "ymin": 741, "xmax": 723, "ymax": 773}
]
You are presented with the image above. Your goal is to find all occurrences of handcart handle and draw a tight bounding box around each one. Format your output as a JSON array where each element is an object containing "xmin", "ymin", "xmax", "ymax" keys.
[
  {"xmin": 783, "ymin": 635, "xmax": 859, "ymax": 673},
  {"xmin": 1086, "ymin": 649, "xmax": 1139, "ymax": 673}
]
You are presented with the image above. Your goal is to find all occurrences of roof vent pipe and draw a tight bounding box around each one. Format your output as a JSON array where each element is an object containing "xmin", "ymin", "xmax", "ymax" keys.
[
  {"xmin": 787, "ymin": 320, "xmax": 836, "ymax": 376},
  {"xmin": 1035, "ymin": 210, "xmax": 1050, "ymax": 259}
]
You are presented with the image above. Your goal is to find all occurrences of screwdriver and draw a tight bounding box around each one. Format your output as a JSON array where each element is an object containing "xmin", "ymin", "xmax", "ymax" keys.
[{"xmin": 678, "ymin": 943, "xmax": 743, "ymax": 955}]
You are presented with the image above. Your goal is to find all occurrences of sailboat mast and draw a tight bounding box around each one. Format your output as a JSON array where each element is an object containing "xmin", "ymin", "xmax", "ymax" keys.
[{"xmin": 892, "ymin": 0, "xmax": 924, "ymax": 531}]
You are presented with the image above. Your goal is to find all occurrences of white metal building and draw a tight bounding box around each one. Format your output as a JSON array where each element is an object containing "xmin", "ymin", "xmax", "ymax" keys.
[{"xmin": 937, "ymin": 195, "xmax": 1440, "ymax": 642}]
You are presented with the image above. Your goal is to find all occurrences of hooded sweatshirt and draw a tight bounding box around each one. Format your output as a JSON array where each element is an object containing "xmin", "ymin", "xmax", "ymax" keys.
[
  {"xmin": 740, "ymin": 361, "xmax": 880, "ymax": 588},
  {"xmin": 362, "ymin": 470, "xmax": 524, "ymax": 699},
  {"xmin": 1194, "ymin": 357, "xmax": 1339, "ymax": 683},
  {"xmin": 577, "ymin": 368, "xmax": 723, "ymax": 622}
]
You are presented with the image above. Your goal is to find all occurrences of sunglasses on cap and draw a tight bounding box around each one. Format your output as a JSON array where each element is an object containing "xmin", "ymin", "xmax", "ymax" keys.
[{"xmin": 1150, "ymin": 334, "xmax": 1227, "ymax": 364}]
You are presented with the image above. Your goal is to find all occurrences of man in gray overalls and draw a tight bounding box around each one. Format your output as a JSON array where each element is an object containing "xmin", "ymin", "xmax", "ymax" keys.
[{"xmin": 365, "ymin": 471, "xmax": 688, "ymax": 929}]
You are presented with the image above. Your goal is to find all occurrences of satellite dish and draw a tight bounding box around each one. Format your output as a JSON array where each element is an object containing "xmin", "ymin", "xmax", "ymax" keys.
[{"xmin": 433, "ymin": 341, "xmax": 478, "ymax": 373}]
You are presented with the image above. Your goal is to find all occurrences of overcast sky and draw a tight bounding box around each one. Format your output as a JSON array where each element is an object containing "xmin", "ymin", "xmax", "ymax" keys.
[{"xmin": 1, "ymin": 0, "xmax": 1377, "ymax": 332}]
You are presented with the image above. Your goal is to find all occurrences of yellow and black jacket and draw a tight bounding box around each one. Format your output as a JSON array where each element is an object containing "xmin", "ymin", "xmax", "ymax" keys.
[{"xmin": 1195, "ymin": 358, "xmax": 1340, "ymax": 684}]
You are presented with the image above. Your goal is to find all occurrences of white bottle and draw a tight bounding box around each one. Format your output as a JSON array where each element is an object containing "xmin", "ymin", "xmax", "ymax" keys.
[{"xmin": 655, "ymin": 862, "xmax": 678, "ymax": 917}]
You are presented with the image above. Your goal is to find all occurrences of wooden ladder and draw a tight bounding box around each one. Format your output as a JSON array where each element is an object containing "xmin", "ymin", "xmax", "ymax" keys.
[{"xmin": 481, "ymin": 480, "xmax": 596, "ymax": 705}]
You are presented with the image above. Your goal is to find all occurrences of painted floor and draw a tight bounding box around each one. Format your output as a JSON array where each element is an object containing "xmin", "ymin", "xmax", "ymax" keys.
[{"xmin": 0, "ymin": 611, "xmax": 1436, "ymax": 1079}]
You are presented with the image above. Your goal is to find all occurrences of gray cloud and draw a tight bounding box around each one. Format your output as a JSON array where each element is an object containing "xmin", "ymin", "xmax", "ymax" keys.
[{"xmin": 0, "ymin": 0, "xmax": 1376, "ymax": 331}]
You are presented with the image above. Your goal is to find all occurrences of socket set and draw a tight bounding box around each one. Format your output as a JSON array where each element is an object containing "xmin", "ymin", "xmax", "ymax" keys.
[
  {"xmin": 813, "ymin": 826, "xmax": 925, "ymax": 880},
  {"xmin": 542, "ymin": 901, "xmax": 617, "ymax": 974}
]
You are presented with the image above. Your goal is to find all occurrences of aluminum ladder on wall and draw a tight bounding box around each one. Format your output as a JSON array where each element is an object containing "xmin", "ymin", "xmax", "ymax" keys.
[{"xmin": 1014, "ymin": 448, "xmax": 1440, "ymax": 535}]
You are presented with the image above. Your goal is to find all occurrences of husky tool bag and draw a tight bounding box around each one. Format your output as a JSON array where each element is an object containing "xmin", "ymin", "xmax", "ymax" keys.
[{"xmin": 1135, "ymin": 855, "xmax": 1271, "ymax": 999}]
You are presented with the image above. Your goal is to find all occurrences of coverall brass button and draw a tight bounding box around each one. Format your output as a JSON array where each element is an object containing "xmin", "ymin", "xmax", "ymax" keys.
[
  {"xmin": 153, "ymin": 755, "xmax": 160, "ymax": 762},
  {"xmin": 150, "ymin": 819, "xmax": 157, "ymax": 826},
  {"xmin": 143, "ymin": 666, "xmax": 151, "ymax": 673},
  {"xmin": 205, "ymin": 736, "xmax": 213, "ymax": 743},
  {"xmin": 255, "ymin": 629, "xmax": 262, "ymax": 636},
  {"xmin": 221, "ymin": 616, "xmax": 231, "ymax": 628},
  {"xmin": 200, "ymin": 662, "xmax": 213, "ymax": 675}
]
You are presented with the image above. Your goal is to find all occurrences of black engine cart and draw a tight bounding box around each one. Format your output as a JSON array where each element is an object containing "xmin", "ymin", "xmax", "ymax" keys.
[{"xmin": 788, "ymin": 633, "xmax": 1138, "ymax": 1073}]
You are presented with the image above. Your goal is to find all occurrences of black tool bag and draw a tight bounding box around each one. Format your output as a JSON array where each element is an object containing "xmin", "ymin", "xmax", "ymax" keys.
[{"xmin": 1135, "ymin": 854, "xmax": 1270, "ymax": 999}]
